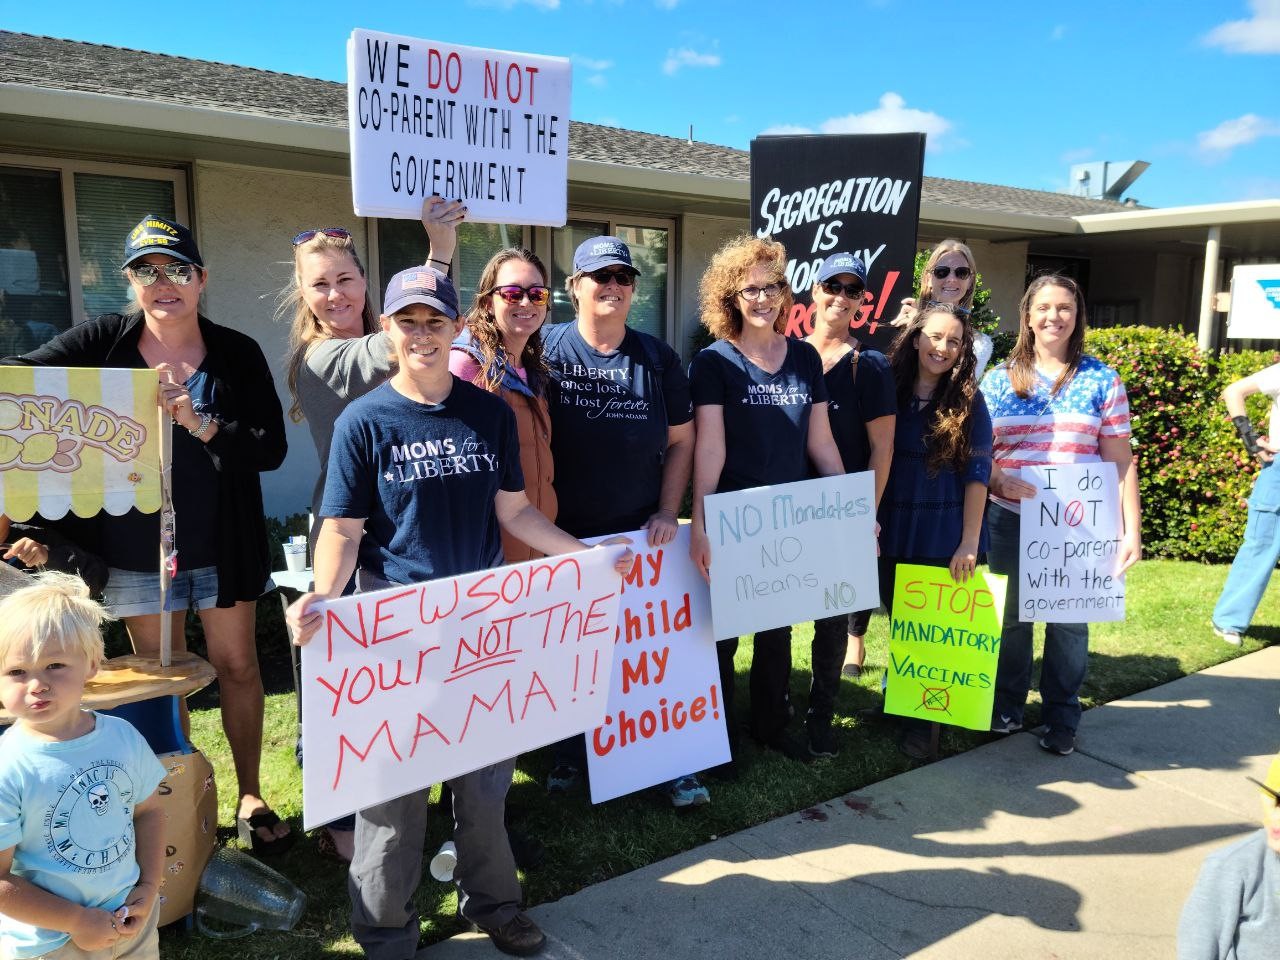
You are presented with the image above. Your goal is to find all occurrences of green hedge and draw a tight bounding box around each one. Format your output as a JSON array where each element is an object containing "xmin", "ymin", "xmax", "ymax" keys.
[{"xmin": 1084, "ymin": 326, "xmax": 1278, "ymax": 562}]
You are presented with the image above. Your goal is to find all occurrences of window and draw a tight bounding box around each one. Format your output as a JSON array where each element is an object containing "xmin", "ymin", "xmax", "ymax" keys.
[
  {"xmin": 0, "ymin": 156, "xmax": 187, "ymax": 354},
  {"xmin": 376, "ymin": 220, "xmax": 528, "ymax": 314},
  {"xmin": 547, "ymin": 216, "xmax": 673, "ymax": 342}
]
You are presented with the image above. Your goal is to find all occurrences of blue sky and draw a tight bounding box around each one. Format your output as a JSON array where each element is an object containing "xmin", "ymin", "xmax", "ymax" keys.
[{"xmin": 9, "ymin": 0, "xmax": 1280, "ymax": 207}]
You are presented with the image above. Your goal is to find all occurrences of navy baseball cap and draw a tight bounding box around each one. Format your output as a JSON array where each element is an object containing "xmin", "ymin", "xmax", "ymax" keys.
[
  {"xmin": 573, "ymin": 236, "xmax": 640, "ymax": 275},
  {"xmin": 382, "ymin": 266, "xmax": 459, "ymax": 320},
  {"xmin": 816, "ymin": 252, "xmax": 868, "ymax": 285},
  {"xmin": 121, "ymin": 215, "xmax": 203, "ymax": 269}
]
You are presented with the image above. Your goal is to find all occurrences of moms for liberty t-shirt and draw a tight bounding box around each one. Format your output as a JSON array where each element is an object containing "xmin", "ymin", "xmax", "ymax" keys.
[
  {"xmin": 689, "ymin": 337, "xmax": 829, "ymax": 493},
  {"xmin": 321, "ymin": 379, "xmax": 524, "ymax": 586},
  {"xmin": 542, "ymin": 322, "xmax": 692, "ymax": 537}
]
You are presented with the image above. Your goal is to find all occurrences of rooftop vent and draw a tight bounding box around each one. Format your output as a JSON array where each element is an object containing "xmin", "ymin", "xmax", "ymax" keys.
[{"xmin": 1069, "ymin": 160, "xmax": 1150, "ymax": 202}]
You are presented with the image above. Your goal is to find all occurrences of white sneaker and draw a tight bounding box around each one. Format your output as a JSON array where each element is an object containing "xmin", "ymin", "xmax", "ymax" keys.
[{"xmin": 1212, "ymin": 624, "xmax": 1242, "ymax": 646}]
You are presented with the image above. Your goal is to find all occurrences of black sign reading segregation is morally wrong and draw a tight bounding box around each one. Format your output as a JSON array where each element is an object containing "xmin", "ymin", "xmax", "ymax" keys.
[{"xmin": 750, "ymin": 133, "xmax": 925, "ymax": 352}]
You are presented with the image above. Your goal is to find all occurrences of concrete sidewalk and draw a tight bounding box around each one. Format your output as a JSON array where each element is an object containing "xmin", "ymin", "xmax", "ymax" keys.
[{"xmin": 421, "ymin": 647, "xmax": 1280, "ymax": 959}]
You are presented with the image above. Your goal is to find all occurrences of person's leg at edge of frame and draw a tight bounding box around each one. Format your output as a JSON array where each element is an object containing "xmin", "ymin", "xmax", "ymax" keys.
[
  {"xmin": 451, "ymin": 758, "xmax": 522, "ymax": 924},
  {"xmin": 843, "ymin": 608, "xmax": 871, "ymax": 677},
  {"xmin": 1038, "ymin": 620, "xmax": 1089, "ymax": 754},
  {"xmin": 986, "ymin": 502, "xmax": 1033, "ymax": 733},
  {"xmin": 1213, "ymin": 461, "xmax": 1280, "ymax": 639},
  {"xmin": 806, "ymin": 615, "xmax": 846, "ymax": 755},
  {"xmin": 349, "ymin": 789, "xmax": 431, "ymax": 960}
]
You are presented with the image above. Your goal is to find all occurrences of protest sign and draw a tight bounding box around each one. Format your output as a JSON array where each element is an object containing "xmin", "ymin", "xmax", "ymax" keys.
[
  {"xmin": 1019, "ymin": 462, "xmax": 1126, "ymax": 623},
  {"xmin": 885, "ymin": 563, "xmax": 1006, "ymax": 730},
  {"xmin": 584, "ymin": 526, "xmax": 729, "ymax": 804},
  {"xmin": 0, "ymin": 366, "xmax": 161, "ymax": 522},
  {"xmin": 300, "ymin": 550, "xmax": 622, "ymax": 828},
  {"xmin": 347, "ymin": 29, "xmax": 570, "ymax": 225},
  {"xmin": 705, "ymin": 473, "xmax": 877, "ymax": 639},
  {"xmin": 749, "ymin": 133, "xmax": 925, "ymax": 351}
]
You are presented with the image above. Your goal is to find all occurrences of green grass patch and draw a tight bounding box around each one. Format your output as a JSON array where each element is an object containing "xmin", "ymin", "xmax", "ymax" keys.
[{"xmin": 160, "ymin": 559, "xmax": 1276, "ymax": 957}]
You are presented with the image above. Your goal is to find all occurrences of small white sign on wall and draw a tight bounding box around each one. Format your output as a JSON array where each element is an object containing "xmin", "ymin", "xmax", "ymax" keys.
[{"xmin": 1227, "ymin": 264, "xmax": 1280, "ymax": 340}]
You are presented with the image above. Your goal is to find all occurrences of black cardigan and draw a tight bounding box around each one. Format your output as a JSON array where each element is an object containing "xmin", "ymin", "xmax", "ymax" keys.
[{"xmin": 4, "ymin": 312, "xmax": 287, "ymax": 607}]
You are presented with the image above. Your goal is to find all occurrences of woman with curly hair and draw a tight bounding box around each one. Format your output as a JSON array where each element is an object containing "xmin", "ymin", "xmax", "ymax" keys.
[
  {"xmin": 981, "ymin": 275, "xmax": 1140, "ymax": 756},
  {"xmin": 689, "ymin": 235, "xmax": 845, "ymax": 764},
  {"xmin": 450, "ymin": 249, "xmax": 556, "ymax": 563},
  {"xmin": 877, "ymin": 301, "xmax": 993, "ymax": 757},
  {"xmin": 892, "ymin": 239, "xmax": 994, "ymax": 379}
]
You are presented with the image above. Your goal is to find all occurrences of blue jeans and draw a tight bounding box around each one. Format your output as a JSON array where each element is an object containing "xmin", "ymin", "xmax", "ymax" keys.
[
  {"xmin": 987, "ymin": 502, "xmax": 1090, "ymax": 735},
  {"xmin": 1213, "ymin": 460, "xmax": 1280, "ymax": 634}
]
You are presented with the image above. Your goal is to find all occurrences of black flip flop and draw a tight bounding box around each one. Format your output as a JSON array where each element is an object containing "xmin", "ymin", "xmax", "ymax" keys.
[{"xmin": 236, "ymin": 810, "xmax": 296, "ymax": 857}]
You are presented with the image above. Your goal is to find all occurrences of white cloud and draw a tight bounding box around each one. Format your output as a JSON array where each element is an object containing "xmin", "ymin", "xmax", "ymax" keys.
[
  {"xmin": 655, "ymin": 0, "xmax": 680, "ymax": 7},
  {"xmin": 571, "ymin": 55, "xmax": 613, "ymax": 71},
  {"xmin": 1197, "ymin": 113, "xmax": 1280, "ymax": 159},
  {"xmin": 586, "ymin": 73, "xmax": 607, "ymax": 88},
  {"xmin": 1203, "ymin": 0, "xmax": 1280, "ymax": 53},
  {"xmin": 1051, "ymin": 24, "xmax": 1067, "ymax": 40},
  {"xmin": 759, "ymin": 123, "xmax": 815, "ymax": 136},
  {"xmin": 662, "ymin": 48, "xmax": 721, "ymax": 75},
  {"xmin": 769, "ymin": 93, "xmax": 961, "ymax": 151}
]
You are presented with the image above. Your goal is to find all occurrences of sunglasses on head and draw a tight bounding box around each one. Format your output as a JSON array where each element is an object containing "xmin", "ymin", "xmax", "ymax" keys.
[
  {"xmin": 819, "ymin": 280, "xmax": 866, "ymax": 298},
  {"xmin": 1247, "ymin": 776, "xmax": 1280, "ymax": 805},
  {"xmin": 488, "ymin": 284, "xmax": 552, "ymax": 306},
  {"xmin": 931, "ymin": 265, "xmax": 973, "ymax": 280},
  {"xmin": 586, "ymin": 268, "xmax": 636, "ymax": 286},
  {"xmin": 924, "ymin": 299, "xmax": 972, "ymax": 318},
  {"xmin": 292, "ymin": 227, "xmax": 353, "ymax": 246},
  {"xmin": 127, "ymin": 263, "xmax": 199, "ymax": 286}
]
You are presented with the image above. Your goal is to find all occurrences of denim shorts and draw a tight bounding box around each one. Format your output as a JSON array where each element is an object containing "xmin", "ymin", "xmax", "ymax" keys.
[{"xmin": 102, "ymin": 565, "xmax": 219, "ymax": 618}]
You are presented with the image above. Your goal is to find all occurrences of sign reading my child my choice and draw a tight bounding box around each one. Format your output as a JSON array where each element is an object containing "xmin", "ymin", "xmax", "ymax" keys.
[
  {"xmin": 885, "ymin": 563, "xmax": 1006, "ymax": 731},
  {"xmin": 749, "ymin": 132, "xmax": 925, "ymax": 351},
  {"xmin": 584, "ymin": 526, "xmax": 729, "ymax": 804},
  {"xmin": 1019, "ymin": 462, "xmax": 1126, "ymax": 623},
  {"xmin": 300, "ymin": 550, "xmax": 622, "ymax": 829},
  {"xmin": 705, "ymin": 473, "xmax": 878, "ymax": 640},
  {"xmin": 347, "ymin": 28, "xmax": 570, "ymax": 225}
]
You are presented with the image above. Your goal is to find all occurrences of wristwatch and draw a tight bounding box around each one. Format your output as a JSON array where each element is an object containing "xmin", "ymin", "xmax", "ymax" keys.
[{"xmin": 189, "ymin": 413, "xmax": 213, "ymax": 439}]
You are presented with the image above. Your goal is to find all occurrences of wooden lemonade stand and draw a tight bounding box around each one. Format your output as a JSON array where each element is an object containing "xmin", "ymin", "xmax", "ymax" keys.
[{"xmin": 0, "ymin": 368, "xmax": 221, "ymax": 926}]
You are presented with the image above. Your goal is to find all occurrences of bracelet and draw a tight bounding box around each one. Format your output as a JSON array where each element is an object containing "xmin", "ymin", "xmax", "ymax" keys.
[
  {"xmin": 189, "ymin": 413, "xmax": 213, "ymax": 439},
  {"xmin": 428, "ymin": 257, "xmax": 451, "ymax": 270},
  {"xmin": 1233, "ymin": 415, "xmax": 1262, "ymax": 457}
]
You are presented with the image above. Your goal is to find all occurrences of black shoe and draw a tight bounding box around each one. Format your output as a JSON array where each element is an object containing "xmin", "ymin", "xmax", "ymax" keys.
[
  {"xmin": 759, "ymin": 732, "xmax": 814, "ymax": 763},
  {"xmin": 476, "ymin": 912, "xmax": 546, "ymax": 956},
  {"xmin": 1039, "ymin": 728, "xmax": 1076, "ymax": 756},
  {"xmin": 841, "ymin": 663, "xmax": 863, "ymax": 679},
  {"xmin": 898, "ymin": 726, "xmax": 933, "ymax": 760},
  {"xmin": 807, "ymin": 721, "xmax": 838, "ymax": 758},
  {"xmin": 855, "ymin": 703, "xmax": 888, "ymax": 723}
]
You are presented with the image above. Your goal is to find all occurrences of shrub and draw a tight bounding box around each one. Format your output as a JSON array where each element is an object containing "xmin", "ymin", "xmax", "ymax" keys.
[{"xmin": 1084, "ymin": 326, "xmax": 1278, "ymax": 562}]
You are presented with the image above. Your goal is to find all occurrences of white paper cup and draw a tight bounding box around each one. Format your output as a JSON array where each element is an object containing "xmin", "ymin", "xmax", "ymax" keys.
[
  {"xmin": 283, "ymin": 542, "xmax": 307, "ymax": 573},
  {"xmin": 429, "ymin": 840, "xmax": 457, "ymax": 882}
]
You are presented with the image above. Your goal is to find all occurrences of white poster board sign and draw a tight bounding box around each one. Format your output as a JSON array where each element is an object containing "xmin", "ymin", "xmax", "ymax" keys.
[
  {"xmin": 1018, "ymin": 463, "xmax": 1125, "ymax": 623},
  {"xmin": 584, "ymin": 526, "xmax": 729, "ymax": 803},
  {"xmin": 346, "ymin": 29, "xmax": 570, "ymax": 225},
  {"xmin": 1227, "ymin": 264, "xmax": 1280, "ymax": 340},
  {"xmin": 300, "ymin": 551, "xmax": 621, "ymax": 828},
  {"xmin": 705, "ymin": 473, "xmax": 878, "ymax": 639}
]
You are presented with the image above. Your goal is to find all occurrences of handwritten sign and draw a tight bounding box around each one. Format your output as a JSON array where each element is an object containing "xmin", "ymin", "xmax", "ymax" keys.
[
  {"xmin": 749, "ymin": 133, "xmax": 925, "ymax": 351},
  {"xmin": 705, "ymin": 473, "xmax": 877, "ymax": 639},
  {"xmin": 885, "ymin": 563, "xmax": 1006, "ymax": 730},
  {"xmin": 0, "ymin": 366, "xmax": 160, "ymax": 522},
  {"xmin": 347, "ymin": 29, "xmax": 570, "ymax": 225},
  {"xmin": 300, "ymin": 551, "xmax": 621, "ymax": 828},
  {"xmin": 1019, "ymin": 463, "xmax": 1125, "ymax": 623},
  {"xmin": 584, "ymin": 526, "xmax": 729, "ymax": 803}
]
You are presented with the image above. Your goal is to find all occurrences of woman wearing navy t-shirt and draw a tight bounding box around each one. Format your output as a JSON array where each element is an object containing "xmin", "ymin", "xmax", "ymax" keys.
[
  {"xmin": 689, "ymin": 236, "xmax": 845, "ymax": 763},
  {"xmin": 286, "ymin": 266, "xmax": 632, "ymax": 960},
  {"xmin": 878, "ymin": 303, "xmax": 993, "ymax": 758}
]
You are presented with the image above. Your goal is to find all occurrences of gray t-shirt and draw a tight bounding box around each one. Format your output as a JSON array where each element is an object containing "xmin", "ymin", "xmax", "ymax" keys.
[
  {"xmin": 296, "ymin": 332, "xmax": 393, "ymax": 523},
  {"xmin": 1177, "ymin": 829, "xmax": 1280, "ymax": 960}
]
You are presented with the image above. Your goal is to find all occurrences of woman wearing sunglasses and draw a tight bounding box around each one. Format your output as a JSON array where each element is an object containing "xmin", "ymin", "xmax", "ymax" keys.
[
  {"xmin": 802, "ymin": 252, "xmax": 896, "ymax": 755},
  {"xmin": 3, "ymin": 214, "xmax": 291, "ymax": 855},
  {"xmin": 893, "ymin": 239, "xmax": 994, "ymax": 379},
  {"xmin": 689, "ymin": 236, "xmax": 845, "ymax": 767},
  {"xmin": 540, "ymin": 236, "xmax": 698, "ymax": 805},
  {"xmin": 449, "ymin": 250, "xmax": 557, "ymax": 563}
]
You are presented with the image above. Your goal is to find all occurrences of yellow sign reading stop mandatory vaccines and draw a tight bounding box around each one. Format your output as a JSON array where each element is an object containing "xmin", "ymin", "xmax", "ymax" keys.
[{"xmin": 885, "ymin": 564, "xmax": 1007, "ymax": 731}]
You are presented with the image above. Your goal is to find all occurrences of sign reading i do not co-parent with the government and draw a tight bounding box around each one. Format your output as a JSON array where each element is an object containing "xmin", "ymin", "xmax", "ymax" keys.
[
  {"xmin": 1019, "ymin": 462, "xmax": 1126, "ymax": 623},
  {"xmin": 705, "ymin": 473, "xmax": 878, "ymax": 639},
  {"xmin": 347, "ymin": 28, "xmax": 570, "ymax": 225}
]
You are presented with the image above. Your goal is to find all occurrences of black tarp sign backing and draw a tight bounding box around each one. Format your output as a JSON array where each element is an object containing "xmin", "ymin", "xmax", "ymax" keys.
[{"xmin": 749, "ymin": 133, "xmax": 925, "ymax": 352}]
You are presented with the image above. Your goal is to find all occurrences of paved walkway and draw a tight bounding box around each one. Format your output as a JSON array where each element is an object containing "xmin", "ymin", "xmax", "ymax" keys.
[{"xmin": 421, "ymin": 647, "xmax": 1280, "ymax": 959}]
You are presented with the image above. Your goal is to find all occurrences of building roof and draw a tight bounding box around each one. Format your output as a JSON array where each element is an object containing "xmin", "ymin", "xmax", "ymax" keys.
[{"xmin": 1, "ymin": 30, "xmax": 1134, "ymax": 217}]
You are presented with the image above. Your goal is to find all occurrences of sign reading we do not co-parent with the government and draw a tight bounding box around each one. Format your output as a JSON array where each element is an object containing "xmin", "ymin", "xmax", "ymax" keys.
[
  {"xmin": 705, "ymin": 473, "xmax": 878, "ymax": 639},
  {"xmin": 1019, "ymin": 462, "xmax": 1126, "ymax": 623},
  {"xmin": 347, "ymin": 29, "xmax": 570, "ymax": 225}
]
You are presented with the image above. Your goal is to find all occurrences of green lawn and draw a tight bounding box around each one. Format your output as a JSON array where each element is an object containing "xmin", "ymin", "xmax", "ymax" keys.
[{"xmin": 161, "ymin": 559, "xmax": 1278, "ymax": 957}]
